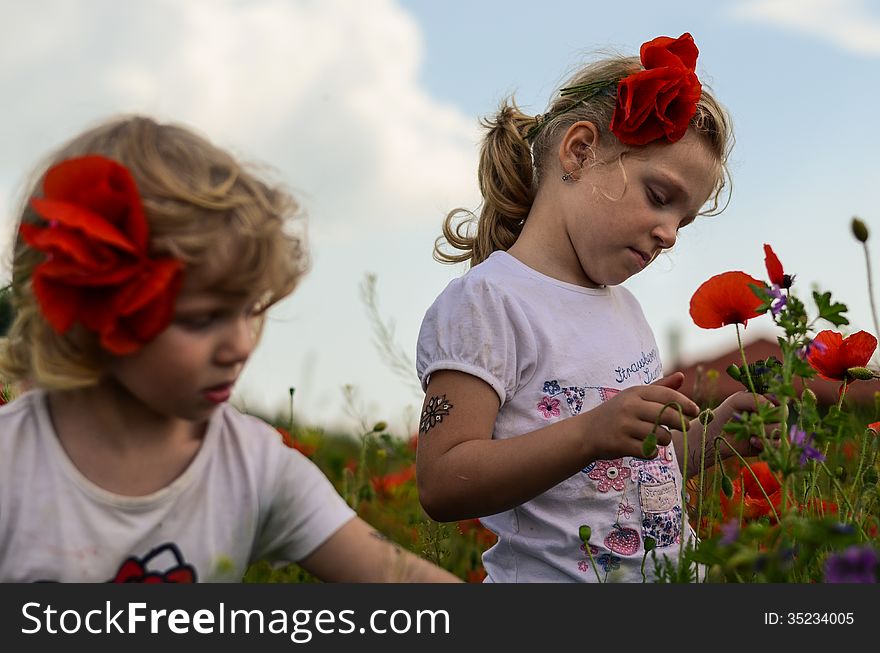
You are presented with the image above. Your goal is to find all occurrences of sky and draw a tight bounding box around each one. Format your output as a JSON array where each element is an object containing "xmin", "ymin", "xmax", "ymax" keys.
[{"xmin": 1, "ymin": 0, "xmax": 878, "ymax": 435}]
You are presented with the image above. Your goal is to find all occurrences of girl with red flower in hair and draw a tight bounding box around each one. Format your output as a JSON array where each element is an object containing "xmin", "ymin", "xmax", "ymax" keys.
[
  {"xmin": 0, "ymin": 116, "xmax": 459, "ymax": 583},
  {"xmin": 416, "ymin": 34, "xmax": 771, "ymax": 582}
]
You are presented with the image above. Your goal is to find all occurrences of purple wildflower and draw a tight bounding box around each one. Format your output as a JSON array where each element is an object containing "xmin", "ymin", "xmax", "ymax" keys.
[
  {"xmin": 824, "ymin": 545, "xmax": 879, "ymax": 583},
  {"xmin": 798, "ymin": 338, "xmax": 828, "ymax": 361},
  {"xmin": 719, "ymin": 518, "xmax": 739, "ymax": 546},
  {"xmin": 788, "ymin": 425, "xmax": 825, "ymax": 465},
  {"xmin": 768, "ymin": 285, "xmax": 787, "ymax": 317}
]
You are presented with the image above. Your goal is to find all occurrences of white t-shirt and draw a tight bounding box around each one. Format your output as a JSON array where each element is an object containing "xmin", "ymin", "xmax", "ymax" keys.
[
  {"xmin": 0, "ymin": 390, "xmax": 355, "ymax": 582},
  {"xmin": 417, "ymin": 251, "xmax": 688, "ymax": 582}
]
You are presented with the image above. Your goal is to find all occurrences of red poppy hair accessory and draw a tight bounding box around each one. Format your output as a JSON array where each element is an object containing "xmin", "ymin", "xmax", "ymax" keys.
[
  {"xmin": 20, "ymin": 155, "xmax": 183, "ymax": 355},
  {"xmin": 526, "ymin": 33, "xmax": 702, "ymax": 146},
  {"xmin": 610, "ymin": 33, "xmax": 701, "ymax": 145}
]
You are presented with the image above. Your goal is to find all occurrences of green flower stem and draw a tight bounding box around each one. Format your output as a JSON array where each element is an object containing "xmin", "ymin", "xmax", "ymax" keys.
[
  {"xmin": 710, "ymin": 447, "xmax": 722, "ymax": 542},
  {"xmin": 860, "ymin": 241, "xmax": 880, "ymax": 358},
  {"xmin": 694, "ymin": 416, "xmax": 710, "ymax": 553},
  {"xmin": 585, "ymin": 546, "xmax": 603, "ymax": 583},
  {"xmin": 734, "ymin": 324, "xmax": 775, "ymax": 458},
  {"xmin": 714, "ymin": 436, "xmax": 781, "ymax": 523},
  {"xmin": 849, "ymin": 432, "xmax": 872, "ymax": 516},
  {"xmin": 649, "ymin": 401, "xmax": 693, "ymax": 576},
  {"xmin": 678, "ymin": 408, "xmax": 689, "ymax": 565},
  {"xmin": 819, "ymin": 461, "xmax": 869, "ymax": 540},
  {"xmin": 736, "ymin": 324, "xmax": 759, "ymax": 399},
  {"xmin": 288, "ymin": 387, "xmax": 296, "ymax": 437},
  {"xmin": 803, "ymin": 441, "xmax": 831, "ymax": 510}
]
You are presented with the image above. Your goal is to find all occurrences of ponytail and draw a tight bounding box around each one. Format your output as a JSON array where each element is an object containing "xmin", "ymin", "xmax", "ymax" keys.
[{"xmin": 434, "ymin": 101, "xmax": 537, "ymax": 267}]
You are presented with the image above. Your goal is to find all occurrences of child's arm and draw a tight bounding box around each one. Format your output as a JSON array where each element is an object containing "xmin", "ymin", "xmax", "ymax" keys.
[
  {"xmin": 670, "ymin": 390, "xmax": 778, "ymax": 478},
  {"xmin": 298, "ymin": 517, "xmax": 461, "ymax": 582},
  {"xmin": 417, "ymin": 370, "xmax": 699, "ymax": 522}
]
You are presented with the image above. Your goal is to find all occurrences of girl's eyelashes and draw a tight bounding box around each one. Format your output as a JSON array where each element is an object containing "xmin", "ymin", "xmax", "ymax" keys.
[
  {"xmin": 175, "ymin": 313, "xmax": 217, "ymax": 330},
  {"xmin": 174, "ymin": 302, "xmax": 264, "ymax": 331},
  {"xmin": 647, "ymin": 186, "xmax": 667, "ymax": 207}
]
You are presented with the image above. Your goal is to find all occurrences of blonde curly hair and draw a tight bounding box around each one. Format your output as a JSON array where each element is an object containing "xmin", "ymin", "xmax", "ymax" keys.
[{"xmin": 0, "ymin": 115, "xmax": 307, "ymax": 389}]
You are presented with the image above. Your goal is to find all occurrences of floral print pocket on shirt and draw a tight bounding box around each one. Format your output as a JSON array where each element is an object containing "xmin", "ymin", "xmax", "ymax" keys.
[{"xmin": 633, "ymin": 449, "xmax": 681, "ymax": 548}]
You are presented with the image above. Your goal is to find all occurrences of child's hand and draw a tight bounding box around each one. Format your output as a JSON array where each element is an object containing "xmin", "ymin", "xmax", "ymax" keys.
[
  {"xmin": 584, "ymin": 372, "xmax": 699, "ymax": 460},
  {"xmin": 705, "ymin": 391, "xmax": 780, "ymax": 459}
]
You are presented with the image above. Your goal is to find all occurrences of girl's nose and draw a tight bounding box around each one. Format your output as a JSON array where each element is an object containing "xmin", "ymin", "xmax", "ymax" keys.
[{"xmin": 652, "ymin": 220, "xmax": 677, "ymax": 250}]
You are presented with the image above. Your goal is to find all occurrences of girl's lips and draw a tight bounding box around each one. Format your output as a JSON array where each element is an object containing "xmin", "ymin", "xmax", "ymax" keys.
[
  {"xmin": 202, "ymin": 384, "xmax": 232, "ymax": 404},
  {"xmin": 628, "ymin": 247, "xmax": 649, "ymax": 269}
]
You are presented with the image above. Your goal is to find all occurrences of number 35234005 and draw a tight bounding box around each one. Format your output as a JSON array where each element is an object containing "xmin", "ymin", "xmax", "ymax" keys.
[{"xmin": 764, "ymin": 612, "xmax": 853, "ymax": 625}]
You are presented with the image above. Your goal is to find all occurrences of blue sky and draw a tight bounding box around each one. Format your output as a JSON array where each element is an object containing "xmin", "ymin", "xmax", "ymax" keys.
[{"xmin": 1, "ymin": 0, "xmax": 878, "ymax": 434}]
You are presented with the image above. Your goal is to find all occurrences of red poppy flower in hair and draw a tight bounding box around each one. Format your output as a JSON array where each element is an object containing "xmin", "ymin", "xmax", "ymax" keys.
[
  {"xmin": 610, "ymin": 32, "xmax": 702, "ymax": 146},
  {"xmin": 21, "ymin": 155, "xmax": 183, "ymax": 354}
]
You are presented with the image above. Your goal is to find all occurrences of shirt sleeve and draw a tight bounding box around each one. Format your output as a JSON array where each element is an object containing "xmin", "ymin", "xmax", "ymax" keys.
[
  {"xmin": 251, "ymin": 424, "xmax": 356, "ymax": 564},
  {"xmin": 416, "ymin": 274, "xmax": 538, "ymax": 405}
]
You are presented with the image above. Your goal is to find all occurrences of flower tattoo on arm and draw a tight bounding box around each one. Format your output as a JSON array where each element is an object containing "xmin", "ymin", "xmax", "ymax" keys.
[{"xmin": 419, "ymin": 394, "xmax": 453, "ymax": 434}]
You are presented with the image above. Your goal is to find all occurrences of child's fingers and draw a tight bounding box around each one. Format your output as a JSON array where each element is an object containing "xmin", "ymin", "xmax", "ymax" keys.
[
  {"xmin": 650, "ymin": 372, "xmax": 685, "ymax": 391},
  {"xmin": 640, "ymin": 385, "xmax": 700, "ymax": 418},
  {"xmin": 654, "ymin": 424, "xmax": 673, "ymax": 446}
]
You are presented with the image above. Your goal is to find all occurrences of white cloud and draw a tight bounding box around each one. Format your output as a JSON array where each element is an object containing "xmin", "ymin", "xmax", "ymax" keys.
[
  {"xmin": 0, "ymin": 0, "xmax": 482, "ymax": 430},
  {"xmin": 732, "ymin": 0, "xmax": 880, "ymax": 55},
  {"xmin": 0, "ymin": 0, "xmax": 480, "ymax": 236}
]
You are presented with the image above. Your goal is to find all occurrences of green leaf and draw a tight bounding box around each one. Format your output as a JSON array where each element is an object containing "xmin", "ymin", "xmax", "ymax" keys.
[{"xmin": 813, "ymin": 291, "xmax": 849, "ymax": 327}]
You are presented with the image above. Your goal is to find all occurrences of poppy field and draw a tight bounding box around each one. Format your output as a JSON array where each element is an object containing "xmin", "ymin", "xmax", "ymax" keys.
[
  {"xmin": 1, "ymin": 221, "xmax": 878, "ymax": 583},
  {"xmin": 246, "ymin": 218, "xmax": 880, "ymax": 583}
]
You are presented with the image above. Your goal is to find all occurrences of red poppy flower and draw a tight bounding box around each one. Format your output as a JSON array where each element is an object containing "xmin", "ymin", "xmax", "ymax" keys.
[
  {"xmin": 763, "ymin": 244, "xmax": 785, "ymax": 287},
  {"xmin": 720, "ymin": 461, "xmax": 783, "ymax": 523},
  {"xmin": 275, "ymin": 426, "xmax": 316, "ymax": 457},
  {"xmin": 867, "ymin": 422, "xmax": 880, "ymax": 436},
  {"xmin": 21, "ymin": 155, "xmax": 183, "ymax": 354},
  {"xmin": 610, "ymin": 33, "xmax": 702, "ymax": 146},
  {"xmin": 466, "ymin": 567, "xmax": 488, "ymax": 583},
  {"xmin": 371, "ymin": 465, "xmax": 416, "ymax": 498},
  {"xmin": 801, "ymin": 498, "xmax": 838, "ymax": 517},
  {"xmin": 689, "ymin": 271, "xmax": 765, "ymax": 329},
  {"xmin": 806, "ymin": 330, "xmax": 877, "ymax": 381}
]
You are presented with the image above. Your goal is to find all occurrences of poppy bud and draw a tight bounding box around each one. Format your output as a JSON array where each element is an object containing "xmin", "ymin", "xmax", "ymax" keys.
[
  {"xmin": 801, "ymin": 388, "xmax": 817, "ymax": 407},
  {"xmin": 852, "ymin": 217, "xmax": 869, "ymax": 243},
  {"xmin": 707, "ymin": 564, "xmax": 725, "ymax": 583},
  {"xmin": 721, "ymin": 473, "xmax": 734, "ymax": 499},
  {"xmin": 578, "ymin": 525, "xmax": 592, "ymax": 543},
  {"xmin": 372, "ymin": 421, "xmax": 388, "ymax": 432},
  {"xmin": 699, "ymin": 409, "xmax": 715, "ymax": 427},
  {"xmin": 726, "ymin": 364, "xmax": 742, "ymax": 382},
  {"xmin": 642, "ymin": 432, "xmax": 658, "ymax": 459},
  {"xmin": 643, "ymin": 536, "xmax": 657, "ymax": 552},
  {"xmin": 835, "ymin": 466, "xmax": 847, "ymax": 482},
  {"xmin": 847, "ymin": 367, "xmax": 877, "ymax": 381}
]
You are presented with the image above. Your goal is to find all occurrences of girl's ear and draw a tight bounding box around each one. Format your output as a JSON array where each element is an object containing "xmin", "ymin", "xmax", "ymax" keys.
[{"xmin": 557, "ymin": 121, "xmax": 600, "ymax": 180}]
